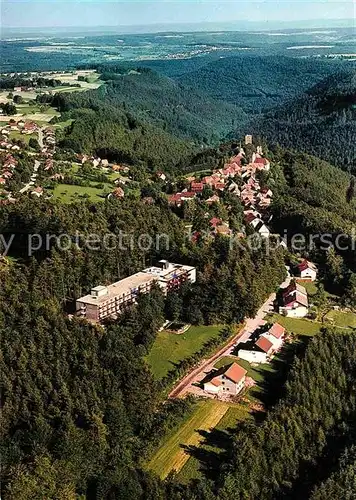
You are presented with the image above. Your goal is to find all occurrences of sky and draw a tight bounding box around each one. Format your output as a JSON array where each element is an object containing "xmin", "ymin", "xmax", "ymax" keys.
[{"xmin": 1, "ymin": 0, "xmax": 354, "ymax": 29}]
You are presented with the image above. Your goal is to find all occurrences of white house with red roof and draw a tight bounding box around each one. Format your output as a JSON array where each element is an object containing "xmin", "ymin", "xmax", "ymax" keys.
[
  {"xmin": 297, "ymin": 260, "xmax": 317, "ymax": 281},
  {"xmin": 31, "ymin": 187, "xmax": 44, "ymax": 197},
  {"xmin": 204, "ymin": 362, "xmax": 247, "ymax": 396},
  {"xmin": 280, "ymin": 281, "xmax": 309, "ymax": 317},
  {"xmin": 238, "ymin": 324, "xmax": 286, "ymax": 364},
  {"xmin": 238, "ymin": 349, "xmax": 268, "ymax": 364}
]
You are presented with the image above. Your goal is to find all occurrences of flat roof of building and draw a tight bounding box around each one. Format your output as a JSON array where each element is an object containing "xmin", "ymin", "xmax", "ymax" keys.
[
  {"xmin": 143, "ymin": 263, "xmax": 195, "ymax": 282},
  {"xmin": 77, "ymin": 272, "xmax": 156, "ymax": 306}
]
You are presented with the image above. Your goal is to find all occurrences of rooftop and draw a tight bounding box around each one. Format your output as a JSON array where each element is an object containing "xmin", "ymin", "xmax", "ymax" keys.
[{"xmin": 77, "ymin": 272, "xmax": 156, "ymax": 306}]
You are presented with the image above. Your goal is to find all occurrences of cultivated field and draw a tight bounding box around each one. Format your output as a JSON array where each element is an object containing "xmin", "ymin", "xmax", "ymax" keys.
[{"xmin": 146, "ymin": 399, "xmax": 231, "ymax": 479}]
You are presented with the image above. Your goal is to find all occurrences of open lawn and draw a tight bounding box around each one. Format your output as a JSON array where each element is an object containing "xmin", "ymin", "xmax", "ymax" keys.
[
  {"xmin": 9, "ymin": 130, "xmax": 36, "ymax": 144},
  {"xmin": 146, "ymin": 399, "xmax": 231, "ymax": 479},
  {"xmin": 267, "ymin": 313, "xmax": 322, "ymax": 336},
  {"xmin": 51, "ymin": 183, "xmax": 111, "ymax": 203},
  {"xmin": 146, "ymin": 325, "xmax": 223, "ymax": 380},
  {"xmin": 324, "ymin": 310, "xmax": 356, "ymax": 329}
]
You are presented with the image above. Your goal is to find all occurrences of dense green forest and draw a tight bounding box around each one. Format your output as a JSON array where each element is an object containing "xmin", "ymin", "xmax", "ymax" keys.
[
  {"xmin": 266, "ymin": 147, "xmax": 356, "ymax": 302},
  {"xmin": 216, "ymin": 330, "xmax": 356, "ymax": 499},
  {"xmin": 177, "ymin": 56, "xmax": 338, "ymax": 112},
  {"xmin": 44, "ymin": 68, "xmax": 246, "ymax": 167},
  {"xmin": 0, "ymin": 193, "xmax": 286, "ymax": 498},
  {"xmin": 243, "ymin": 71, "xmax": 356, "ymax": 171}
]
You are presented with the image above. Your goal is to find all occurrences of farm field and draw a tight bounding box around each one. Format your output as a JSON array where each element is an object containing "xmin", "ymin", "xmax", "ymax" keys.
[
  {"xmin": 146, "ymin": 399, "xmax": 233, "ymax": 479},
  {"xmin": 177, "ymin": 402, "xmax": 250, "ymax": 483},
  {"xmin": 146, "ymin": 325, "xmax": 223, "ymax": 380}
]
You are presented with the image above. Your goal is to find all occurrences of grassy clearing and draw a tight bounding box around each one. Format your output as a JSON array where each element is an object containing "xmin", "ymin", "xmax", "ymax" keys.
[
  {"xmin": 146, "ymin": 325, "xmax": 223, "ymax": 380},
  {"xmin": 146, "ymin": 399, "xmax": 230, "ymax": 479},
  {"xmin": 51, "ymin": 183, "xmax": 111, "ymax": 203},
  {"xmin": 324, "ymin": 310, "xmax": 356, "ymax": 329},
  {"xmin": 9, "ymin": 130, "xmax": 36, "ymax": 144},
  {"xmin": 54, "ymin": 118, "xmax": 74, "ymax": 129}
]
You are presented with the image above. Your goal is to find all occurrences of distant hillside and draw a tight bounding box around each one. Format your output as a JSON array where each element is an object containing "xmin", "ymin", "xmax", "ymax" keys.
[
  {"xmin": 98, "ymin": 68, "xmax": 247, "ymax": 144},
  {"xmin": 243, "ymin": 70, "xmax": 356, "ymax": 171},
  {"xmin": 177, "ymin": 55, "xmax": 339, "ymax": 112},
  {"xmin": 52, "ymin": 68, "xmax": 248, "ymax": 167}
]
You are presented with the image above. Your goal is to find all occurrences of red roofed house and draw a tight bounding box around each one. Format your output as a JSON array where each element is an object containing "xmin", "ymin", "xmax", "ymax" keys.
[
  {"xmin": 209, "ymin": 217, "xmax": 222, "ymax": 228},
  {"xmin": 168, "ymin": 193, "xmax": 182, "ymax": 206},
  {"xmin": 255, "ymin": 331, "xmax": 283, "ymax": 359},
  {"xmin": 297, "ymin": 260, "xmax": 317, "ymax": 281},
  {"xmin": 268, "ymin": 322, "xmax": 286, "ymax": 340},
  {"xmin": 202, "ymin": 175, "xmax": 214, "ymax": 186},
  {"xmin": 156, "ymin": 171, "xmax": 166, "ymax": 181},
  {"xmin": 280, "ymin": 281, "xmax": 309, "ymax": 318},
  {"xmin": 213, "ymin": 182, "xmax": 225, "ymax": 191},
  {"xmin": 204, "ymin": 362, "xmax": 247, "ymax": 395},
  {"xmin": 180, "ymin": 191, "xmax": 196, "ymax": 201},
  {"xmin": 254, "ymin": 157, "xmax": 271, "ymax": 170},
  {"xmin": 0, "ymin": 178, "xmax": 6, "ymax": 185},
  {"xmin": 23, "ymin": 122, "xmax": 38, "ymax": 134},
  {"xmin": 191, "ymin": 182, "xmax": 204, "ymax": 193}
]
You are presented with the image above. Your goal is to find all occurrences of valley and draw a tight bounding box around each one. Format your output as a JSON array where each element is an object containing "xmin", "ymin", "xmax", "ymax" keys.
[{"xmin": 1, "ymin": 20, "xmax": 356, "ymax": 500}]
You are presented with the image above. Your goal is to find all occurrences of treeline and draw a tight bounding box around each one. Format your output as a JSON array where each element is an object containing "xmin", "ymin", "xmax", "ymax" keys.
[
  {"xmin": 216, "ymin": 330, "xmax": 356, "ymax": 499},
  {"xmin": 0, "ymin": 74, "xmax": 77, "ymax": 90}
]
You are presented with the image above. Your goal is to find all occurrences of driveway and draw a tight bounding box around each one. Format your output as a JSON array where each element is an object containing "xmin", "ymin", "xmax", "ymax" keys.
[{"xmin": 169, "ymin": 276, "xmax": 291, "ymax": 399}]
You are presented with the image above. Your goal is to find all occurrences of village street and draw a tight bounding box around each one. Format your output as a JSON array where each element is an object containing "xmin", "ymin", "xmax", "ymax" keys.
[
  {"xmin": 19, "ymin": 158, "xmax": 40, "ymax": 194},
  {"xmin": 37, "ymin": 127, "xmax": 44, "ymax": 149},
  {"xmin": 169, "ymin": 274, "xmax": 291, "ymax": 399}
]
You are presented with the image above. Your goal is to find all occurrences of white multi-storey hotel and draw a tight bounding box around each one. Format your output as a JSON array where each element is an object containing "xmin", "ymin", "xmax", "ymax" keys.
[{"xmin": 76, "ymin": 260, "xmax": 196, "ymax": 323}]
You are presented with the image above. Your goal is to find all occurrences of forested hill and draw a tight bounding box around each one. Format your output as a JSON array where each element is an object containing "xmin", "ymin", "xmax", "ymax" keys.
[
  {"xmin": 99, "ymin": 68, "xmax": 246, "ymax": 142},
  {"xmin": 50, "ymin": 68, "xmax": 247, "ymax": 166},
  {"xmin": 177, "ymin": 55, "xmax": 338, "ymax": 112},
  {"xmin": 267, "ymin": 147, "xmax": 356, "ymax": 299},
  {"xmin": 243, "ymin": 70, "xmax": 356, "ymax": 171}
]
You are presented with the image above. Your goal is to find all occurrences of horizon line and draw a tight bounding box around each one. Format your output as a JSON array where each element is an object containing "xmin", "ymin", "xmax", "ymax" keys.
[{"xmin": 2, "ymin": 17, "xmax": 353, "ymax": 32}]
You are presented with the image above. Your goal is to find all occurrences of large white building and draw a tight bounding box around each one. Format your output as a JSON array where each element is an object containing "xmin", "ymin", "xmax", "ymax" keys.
[{"xmin": 76, "ymin": 260, "xmax": 196, "ymax": 323}]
